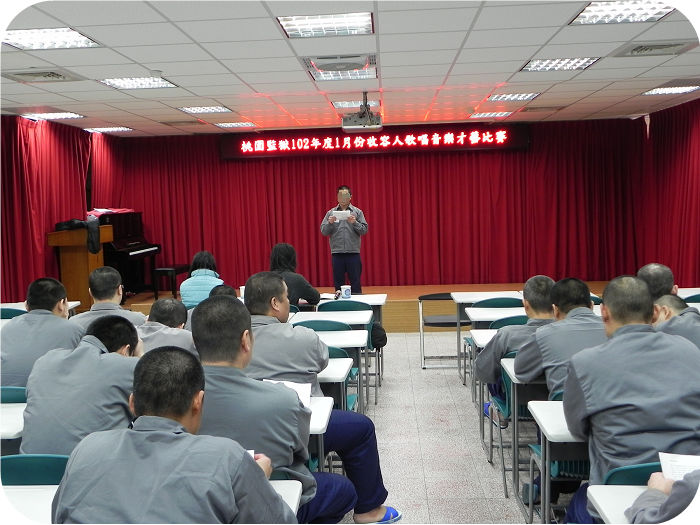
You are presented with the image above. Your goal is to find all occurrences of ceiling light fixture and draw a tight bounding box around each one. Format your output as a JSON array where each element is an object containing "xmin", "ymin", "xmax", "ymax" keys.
[
  {"xmin": 332, "ymin": 100, "xmax": 380, "ymax": 108},
  {"xmin": 570, "ymin": 1, "xmax": 675, "ymax": 25},
  {"xmin": 2, "ymin": 27, "xmax": 101, "ymax": 50},
  {"xmin": 98, "ymin": 77, "xmax": 176, "ymax": 89},
  {"xmin": 470, "ymin": 112, "xmax": 512, "ymax": 118},
  {"xmin": 215, "ymin": 122, "xmax": 257, "ymax": 128},
  {"xmin": 488, "ymin": 93, "xmax": 540, "ymax": 101},
  {"xmin": 22, "ymin": 112, "xmax": 84, "ymax": 120},
  {"xmin": 521, "ymin": 57, "xmax": 600, "ymax": 71},
  {"xmin": 642, "ymin": 86, "xmax": 700, "ymax": 95},
  {"xmin": 277, "ymin": 12, "xmax": 373, "ymax": 38},
  {"xmin": 311, "ymin": 68, "xmax": 377, "ymax": 81},
  {"xmin": 84, "ymin": 127, "xmax": 133, "ymax": 133},
  {"xmin": 178, "ymin": 106, "xmax": 232, "ymax": 114}
]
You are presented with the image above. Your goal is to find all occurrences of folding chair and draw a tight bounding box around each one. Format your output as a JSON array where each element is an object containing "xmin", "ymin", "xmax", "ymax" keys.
[
  {"xmin": 603, "ymin": 462, "xmax": 661, "ymax": 485},
  {"xmin": 419, "ymin": 293, "xmax": 470, "ymax": 369},
  {"xmin": 1, "ymin": 454, "xmax": 70, "ymax": 485},
  {"xmin": 1, "ymin": 386, "xmax": 27, "ymax": 403},
  {"xmin": 1, "ymin": 308, "xmax": 27, "ymax": 319}
]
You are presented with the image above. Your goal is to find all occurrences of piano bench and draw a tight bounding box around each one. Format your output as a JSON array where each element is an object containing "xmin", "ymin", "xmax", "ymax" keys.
[{"xmin": 154, "ymin": 264, "xmax": 190, "ymax": 300}]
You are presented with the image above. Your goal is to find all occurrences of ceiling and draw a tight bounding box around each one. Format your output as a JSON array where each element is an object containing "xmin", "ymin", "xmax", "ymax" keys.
[{"xmin": 2, "ymin": 1, "xmax": 700, "ymax": 136}]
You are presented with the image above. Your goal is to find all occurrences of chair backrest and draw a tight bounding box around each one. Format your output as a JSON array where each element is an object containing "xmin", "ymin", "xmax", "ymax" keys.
[
  {"xmin": 1, "ymin": 454, "xmax": 70, "ymax": 485},
  {"xmin": 498, "ymin": 351, "xmax": 519, "ymax": 418},
  {"xmin": 417, "ymin": 293, "xmax": 453, "ymax": 301},
  {"xmin": 327, "ymin": 346, "xmax": 350, "ymax": 359},
  {"xmin": 289, "ymin": 304, "xmax": 300, "ymax": 313},
  {"xmin": 1, "ymin": 386, "xmax": 27, "ymax": 403},
  {"xmin": 603, "ymin": 462, "xmax": 662, "ymax": 485},
  {"xmin": 590, "ymin": 295, "xmax": 602, "ymax": 305},
  {"xmin": 550, "ymin": 390, "xmax": 564, "ymax": 401},
  {"xmin": 684, "ymin": 293, "xmax": 700, "ymax": 303},
  {"xmin": 472, "ymin": 297, "xmax": 523, "ymax": 308},
  {"xmin": 489, "ymin": 315, "xmax": 529, "ymax": 329},
  {"xmin": 318, "ymin": 300, "xmax": 371, "ymax": 312},
  {"xmin": 1, "ymin": 308, "xmax": 27, "ymax": 319},
  {"xmin": 294, "ymin": 320, "xmax": 352, "ymax": 332}
]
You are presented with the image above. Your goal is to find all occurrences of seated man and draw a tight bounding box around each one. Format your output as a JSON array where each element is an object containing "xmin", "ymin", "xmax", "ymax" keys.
[
  {"xmin": 625, "ymin": 470, "xmax": 700, "ymax": 524},
  {"xmin": 1, "ymin": 278, "xmax": 84, "ymax": 387},
  {"xmin": 52, "ymin": 346, "xmax": 296, "ymax": 524},
  {"xmin": 474, "ymin": 275, "xmax": 554, "ymax": 415},
  {"xmin": 242, "ymin": 272, "xmax": 399, "ymax": 524},
  {"xmin": 515, "ymin": 277, "xmax": 606, "ymax": 398},
  {"xmin": 21, "ymin": 315, "xmax": 142, "ymax": 455},
  {"xmin": 637, "ymin": 263, "xmax": 678, "ymax": 302},
  {"xmin": 70, "ymin": 266, "xmax": 146, "ymax": 329},
  {"xmin": 137, "ymin": 298, "xmax": 197, "ymax": 356},
  {"xmin": 563, "ymin": 276, "xmax": 700, "ymax": 523},
  {"xmin": 654, "ymin": 294, "xmax": 700, "ymax": 349}
]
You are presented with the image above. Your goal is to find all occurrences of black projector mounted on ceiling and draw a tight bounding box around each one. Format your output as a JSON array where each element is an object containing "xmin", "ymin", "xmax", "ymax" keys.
[{"xmin": 342, "ymin": 92, "xmax": 382, "ymax": 133}]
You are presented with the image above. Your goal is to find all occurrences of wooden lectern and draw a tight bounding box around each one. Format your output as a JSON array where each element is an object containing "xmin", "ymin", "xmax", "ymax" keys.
[{"xmin": 47, "ymin": 225, "xmax": 113, "ymax": 313}]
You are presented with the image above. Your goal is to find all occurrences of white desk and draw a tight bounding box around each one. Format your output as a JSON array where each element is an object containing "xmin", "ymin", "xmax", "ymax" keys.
[
  {"xmin": 1, "ymin": 301, "xmax": 81, "ymax": 323},
  {"xmin": 316, "ymin": 330, "xmax": 369, "ymax": 413},
  {"xmin": 309, "ymin": 396, "xmax": 334, "ymax": 473},
  {"xmin": 678, "ymin": 288, "xmax": 700, "ymax": 299},
  {"xmin": 587, "ymin": 485, "xmax": 646, "ymax": 524},
  {"xmin": 270, "ymin": 479, "xmax": 303, "ymax": 514},
  {"xmin": 286, "ymin": 312, "xmax": 295, "ymax": 323},
  {"xmin": 291, "ymin": 310, "xmax": 373, "ymax": 327},
  {"xmin": 466, "ymin": 305, "xmax": 601, "ymax": 325},
  {"xmin": 318, "ymin": 293, "xmax": 387, "ymax": 324},
  {"xmin": 1, "ymin": 403, "xmax": 27, "ymax": 439},
  {"xmin": 466, "ymin": 329, "xmax": 498, "ymax": 403},
  {"xmin": 318, "ymin": 358, "xmax": 352, "ymax": 411}
]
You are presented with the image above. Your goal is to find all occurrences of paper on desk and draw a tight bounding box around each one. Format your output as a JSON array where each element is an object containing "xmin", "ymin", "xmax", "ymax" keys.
[
  {"xmin": 659, "ymin": 452, "xmax": 700, "ymax": 480},
  {"xmin": 332, "ymin": 211, "xmax": 350, "ymax": 221},
  {"xmin": 263, "ymin": 380, "xmax": 311, "ymax": 407},
  {"xmin": 320, "ymin": 293, "xmax": 336, "ymax": 300}
]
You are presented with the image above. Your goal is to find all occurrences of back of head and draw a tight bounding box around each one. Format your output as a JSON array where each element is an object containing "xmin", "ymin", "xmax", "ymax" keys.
[
  {"xmin": 655, "ymin": 294, "xmax": 688, "ymax": 314},
  {"xmin": 189, "ymin": 251, "xmax": 217, "ymax": 276},
  {"xmin": 26, "ymin": 278, "xmax": 67, "ymax": 311},
  {"xmin": 89, "ymin": 267, "xmax": 122, "ymax": 301},
  {"xmin": 132, "ymin": 346, "xmax": 204, "ymax": 418},
  {"xmin": 209, "ymin": 285, "xmax": 238, "ymax": 298},
  {"xmin": 244, "ymin": 272, "xmax": 286, "ymax": 316},
  {"xmin": 269, "ymin": 243, "xmax": 297, "ymax": 273},
  {"xmin": 523, "ymin": 275, "xmax": 555, "ymax": 313},
  {"xmin": 550, "ymin": 278, "xmax": 591, "ymax": 315},
  {"xmin": 602, "ymin": 276, "xmax": 654, "ymax": 325},
  {"xmin": 191, "ymin": 296, "xmax": 250, "ymax": 363},
  {"xmin": 85, "ymin": 315, "xmax": 138, "ymax": 353},
  {"xmin": 148, "ymin": 299, "xmax": 187, "ymax": 328},
  {"xmin": 637, "ymin": 263, "xmax": 674, "ymax": 301}
]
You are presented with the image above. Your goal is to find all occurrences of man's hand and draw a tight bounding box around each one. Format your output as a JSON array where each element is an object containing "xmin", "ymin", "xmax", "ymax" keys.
[
  {"xmin": 647, "ymin": 472, "xmax": 676, "ymax": 495},
  {"xmin": 328, "ymin": 215, "xmax": 337, "ymax": 224},
  {"xmin": 254, "ymin": 453, "xmax": 273, "ymax": 479},
  {"xmin": 348, "ymin": 214, "xmax": 357, "ymax": 224}
]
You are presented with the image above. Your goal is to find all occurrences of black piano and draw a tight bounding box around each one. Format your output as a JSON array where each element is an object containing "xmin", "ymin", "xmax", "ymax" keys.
[{"xmin": 99, "ymin": 212, "xmax": 161, "ymax": 297}]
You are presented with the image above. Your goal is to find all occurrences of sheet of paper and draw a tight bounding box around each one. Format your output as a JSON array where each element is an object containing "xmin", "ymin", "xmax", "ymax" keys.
[
  {"xmin": 659, "ymin": 452, "xmax": 700, "ymax": 480},
  {"xmin": 320, "ymin": 293, "xmax": 336, "ymax": 300},
  {"xmin": 263, "ymin": 380, "xmax": 311, "ymax": 407},
  {"xmin": 332, "ymin": 210, "xmax": 350, "ymax": 221}
]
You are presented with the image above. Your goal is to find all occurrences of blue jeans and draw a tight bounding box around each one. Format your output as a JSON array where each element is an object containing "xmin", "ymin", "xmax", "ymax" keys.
[{"xmin": 296, "ymin": 472, "xmax": 357, "ymax": 524}]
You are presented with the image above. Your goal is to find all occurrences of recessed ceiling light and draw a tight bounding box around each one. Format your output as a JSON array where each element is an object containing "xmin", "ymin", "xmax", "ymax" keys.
[
  {"xmin": 570, "ymin": 1, "xmax": 675, "ymax": 25},
  {"xmin": 2, "ymin": 27, "xmax": 100, "ymax": 50},
  {"xmin": 470, "ymin": 112, "xmax": 512, "ymax": 118},
  {"xmin": 215, "ymin": 122, "xmax": 257, "ymax": 128},
  {"xmin": 521, "ymin": 58, "xmax": 600, "ymax": 71},
  {"xmin": 310, "ymin": 68, "xmax": 377, "ymax": 81},
  {"xmin": 277, "ymin": 12, "xmax": 373, "ymax": 38},
  {"xmin": 332, "ymin": 100, "xmax": 380, "ymax": 108},
  {"xmin": 488, "ymin": 93, "xmax": 540, "ymax": 101},
  {"xmin": 178, "ymin": 106, "xmax": 232, "ymax": 114},
  {"xmin": 642, "ymin": 86, "xmax": 700, "ymax": 95},
  {"xmin": 84, "ymin": 127, "xmax": 132, "ymax": 133},
  {"xmin": 22, "ymin": 112, "xmax": 84, "ymax": 120},
  {"xmin": 98, "ymin": 77, "xmax": 176, "ymax": 89}
]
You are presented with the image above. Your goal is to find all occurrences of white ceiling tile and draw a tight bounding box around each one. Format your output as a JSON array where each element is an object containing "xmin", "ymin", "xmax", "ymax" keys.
[
  {"xmin": 187, "ymin": 84, "xmax": 256, "ymax": 97},
  {"xmin": 660, "ymin": 51, "xmax": 700, "ymax": 67},
  {"xmin": 573, "ymin": 67, "xmax": 653, "ymax": 80},
  {"xmin": 381, "ymin": 64, "xmax": 450, "ymax": 79},
  {"xmin": 380, "ymin": 49, "xmax": 459, "ymax": 67},
  {"xmin": 380, "ymin": 90, "xmax": 437, "ymax": 100},
  {"xmin": 378, "ymin": 2, "xmax": 482, "ymax": 12},
  {"xmin": 153, "ymin": 1, "xmax": 270, "ymax": 21},
  {"xmin": 465, "ymin": 27, "xmax": 560, "ymax": 48},
  {"xmin": 636, "ymin": 20, "xmax": 699, "ymax": 41},
  {"xmin": 509, "ymin": 70, "xmax": 582, "ymax": 82},
  {"xmin": 76, "ymin": 23, "xmax": 193, "ymax": 47},
  {"xmin": 266, "ymin": 1, "xmax": 374, "ymax": 17},
  {"xmin": 445, "ymin": 72, "xmax": 513, "ymax": 85},
  {"xmin": 472, "ymin": 2, "xmax": 584, "ymax": 30},
  {"xmin": 63, "ymin": 63, "xmax": 149, "ymax": 79},
  {"xmin": 381, "ymin": 77, "xmax": 444, "ymax": 88},
  {"xmin": 548, "ymin": 24, "xmax": 648, "ymax": 45},
  {"xmin": 588, "ymin": 56, "xmax": 674, "ymax": 69},
  {"xmin": 0, "ymin": 82, "xmax": 49, "ymax": 95},
  {"xmin": 24, "ymin": 47, "xmax": 134, "ymax": 67},
  {"xmin": 38, "ymin": 2, "xmax": 167, "ymax": 26},
  {"xmin": 112, "ymin": 44, "xmax": 213, "ymax": 63},
  {"xmin": 33, "ymin": 80, "xmax": 119, "ymax": 94},
  {"xmin": 535, "ymin": 42, "xmax": 629, "ymax": 59},
  {"xmin": 637, "ymin": 65, "xmax": 700, "ymax": 77},
  {"xmin": 221, "ymin": 57, "xmax": 303, "ymax": 73},
  {"xmin": 0, "ymin": 51, "xmax": 56, "ymax": 70},
  {"xmin": 290, "ymin": 34, "xmax": 376, "ymax": 56},
  {"xmin": 237, "ymin": 70, "xmax": 311, "ymax": 84},
  {"xmin": 380, "ymin": 32, "xmax": 466, "ymax": 52},
  {"xmin": 450, "ymin": 60, "xmax": 525, "ymax": 75},
  {"xmin": 6, "ymin": 6, "xmax": 66, "ymax": 30},
  {"xmin": 250, "ymin": 81, "xmax": 321, "ymax": 93},
  {"xmin": 166, "ymin": 74, "xmax": 246, "ymax": 88},
  {"xmin": 175, "ymin": 18, "xmax": 284, "ymax": 43},
  {"xmin": 61, "ymin": 89, "xmax": 140, "ymax": 102},
  {"xmin": 377, "ymin": 8, "xmax": 478, "ymax": 34},
  {"xmin": 456, "ymin": 45, "xmax": 540, "ymax": 63},
  {"xmin": 202, "ymin": 40, "xmax": 294, "ymax": 60},
  {"xmin": 274, "ymin": 94, "xmax": 329, "ymax": 103},
  {"xmin": 546, "ymin": 80, "xmax": 613, "ymax": 91},
  {"xmin": 122, "ymin": 87, "xmax": 203, "ymax": 100},
  {"xmin": 3, "ymin": 92, "xmax": 79, "ymax": 104},
  {"xmin": 143, "ymin": 60, "xmax": 230, "ymax": 76}
]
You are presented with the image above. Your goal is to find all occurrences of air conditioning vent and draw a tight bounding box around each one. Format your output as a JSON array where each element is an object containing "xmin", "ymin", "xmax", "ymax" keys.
[
  {"xmin": 520, "ymin": 106, "xmax": 566, "ymax": 113},
  {"xmin": 613, "ymin": 40, "xmax": 698, "ymax": 57},
  {"xmin": 303, "ymin": 54, "xmax": 376, "ymax": 72},
  {"xmin": 2, "ymin": 69, "xmax": 86, "ymax": 83},
  {"xmin": 160, "ymin": 120, "xmax": 208, "ymax": 127}
]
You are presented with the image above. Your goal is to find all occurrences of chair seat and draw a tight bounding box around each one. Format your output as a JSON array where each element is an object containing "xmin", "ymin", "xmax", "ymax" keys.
[
  {"xmin": 423, "ymin": 314, "xmax": 471, "ymax": 327},
  {"xmin": 154, "ymin": 264, "xmax": 189, "ymax": 274}
]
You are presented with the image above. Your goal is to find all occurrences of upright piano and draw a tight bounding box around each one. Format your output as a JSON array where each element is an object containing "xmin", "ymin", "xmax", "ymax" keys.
[{"xmin": 98, "ymin": 212, "xmax": 161, "ymax": 296}]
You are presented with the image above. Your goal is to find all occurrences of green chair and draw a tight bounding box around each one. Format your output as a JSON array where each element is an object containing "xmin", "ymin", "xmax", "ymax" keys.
[
  {"xmin": 472, "ymin": 297, "xmax": 523, "ymax": 308},
  {"xmin": 1, "ymin": 386, "xmax": 27, "ymax": 403},
  {"xmin": 488, "ymin": 351, "xmax": 518, "ymax": 497},
  {"xmin": 327, "ymin": 346, "xmax": 359, "ymax": 412},
  {"xmin": 419, "ymin": 293, "xmax": 470, "ymax": 369},
  {"xmin": 1, "ymin": 454, "xmax": 70, "ymax": 485},
  {"xmin": 289, "ymin": 304, "xmax": 300, "ymax": 313},
  {"xmin": 489, "ymin": 315, "xmax": 529, "ymax": 330},
  {"xmin": 590, "ymin": 295, "xmax": 602, "ymax": 305},
  {"xmin": 684, "ymin": 293, "xmax": 700, "ymax": 303},
  {"xmin": 1, "ymin": 308, "xmax": 27, "ymax": 319},
  {"xmin": 603, "ymin": 462, "xmax": 661, "ymax": 485}
]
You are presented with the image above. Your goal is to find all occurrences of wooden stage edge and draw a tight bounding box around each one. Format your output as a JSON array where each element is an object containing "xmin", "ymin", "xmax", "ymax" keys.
[{"xmin": 124, "ymin": 281, "xmax": 609, "ymax": 334}]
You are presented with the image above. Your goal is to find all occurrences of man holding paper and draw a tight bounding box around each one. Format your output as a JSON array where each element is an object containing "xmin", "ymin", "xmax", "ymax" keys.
[{"xmin": 320, "ymin": 185, "xmax": 368, "ymax": 293}]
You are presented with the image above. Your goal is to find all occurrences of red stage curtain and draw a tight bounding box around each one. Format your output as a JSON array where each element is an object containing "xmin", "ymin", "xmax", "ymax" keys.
[
  {"xmin": 1, "ymin": 116, "xmax": 90, "ymax": 301},
  {"xmin": 88, "ymin": 118, "xmax": 649, "ymax": 289}
]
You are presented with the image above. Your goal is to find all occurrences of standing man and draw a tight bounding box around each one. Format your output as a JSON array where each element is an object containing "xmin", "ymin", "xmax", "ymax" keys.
[{"xmin": 320, "ymin": 185, "xmax": 368, "ymax": 294}]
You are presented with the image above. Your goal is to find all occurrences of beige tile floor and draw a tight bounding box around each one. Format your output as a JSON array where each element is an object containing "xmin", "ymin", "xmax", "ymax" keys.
[{"xmin": 337, "ymin": 332, "xmax": 539, "ymax": 524}]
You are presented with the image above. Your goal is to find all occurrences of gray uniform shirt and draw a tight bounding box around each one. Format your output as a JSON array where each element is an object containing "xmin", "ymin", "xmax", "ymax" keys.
[
  {"xmin": 320, "ymin": 204, "xmax": 368, "ymax": 253},
  {"xmin": 137, "ymin": 321, "xmax": 197, "ymax": 356},
  {"xmin": 624, "ymin": 469, "xmax": 700, "ymax": 524},
  {"xmin": 52, "ymin": 416, "xmax": 297, "ymax": 524},
  {"xmin": 69, "ymin": 302, "xmax": 147, "ymax": 329},
  {"xmin": 1, "ymin": 310, "xmax": 84, "ymax": 387},
  {"xmin": 474, "ymin": 318, "xmax": 554, "ymax": 384},
  {"xmin": 563, "ymin": 325, "xmax": 700, "ymax": 517},
  {"xmin": 199, "ymin": 365, "xmax": 316, "ymax": 505},
  {"xmin": 248, "ymin": 315, "xmax": 329, "ymax": 397},
  {"xmin": 656, "ymin": 306, "xmax": 700, "ymax": 350},
  {"xmin": 514, "ymin": 307, "xmax": 606, "ymax": 397},
  {"xmin": 21, "ymin": 335, "xmax": 138, "ymax": 455}
]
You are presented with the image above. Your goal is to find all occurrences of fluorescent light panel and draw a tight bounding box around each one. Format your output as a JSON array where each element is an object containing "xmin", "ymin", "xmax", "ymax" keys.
[
  {"xmin": 278, "ymin": 12, "xmax": 373, "ymax": 38},
  {"xmin": 215, "ymin": 122, "xmax": 257, "ymax": 128},
  {"xmin": 522, "ymin": 57, "xmax": 600, "ymax": 71},
  {"xmin": 311, "ymin": 68, "xmax": 377, "ymax": 81},
  {"xmin": 570, "ymin": 1, "xmax": 675, "ymax": 25},
  {"xmin": 22, "ymin": 112, "xmax": 84, "ymax": 120},
  {"xmin": 332, "ymin": 100, "xmax": 380, "ymax": 108},
  {"xmin": 488, "ymin": 93, "xmax": 540, "ymax": 101},
  {"xmin": 84, "ymin": 127, "xmax": 132, "ymax": 133},
  {"xmin": 642, "ymin": 86, "xmax": 700, "ymax": 95},
  {"xmin": 3, "ymin": 27, "xmax": 100, "ymax": 50},
  {"xmin": 178, "ymin": 106, "xmax": 232, "ymax": 114},
  {"xmin": 470, "ymin": 112, "xmax": 512, "ymax": 118},
  {"xmin": 99, "ymin": 77, "xmax": 176, "ymax": 89}
]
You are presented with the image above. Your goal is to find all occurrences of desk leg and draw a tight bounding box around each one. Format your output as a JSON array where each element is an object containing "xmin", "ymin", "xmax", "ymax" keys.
[
  {"xmin": 542, "ymin": 437, "xmax": 550, "ymax": 524},
  {"xmin": 317, "ymin": 435, "xmax": 325, "ymax": 472},
  {"xmin": 457, "ymin": 303, "xmax": 463, "ymax": 382},
  {"xmin": 512, "ymin": 379, "xmax": 519, "ymax": 502}
]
